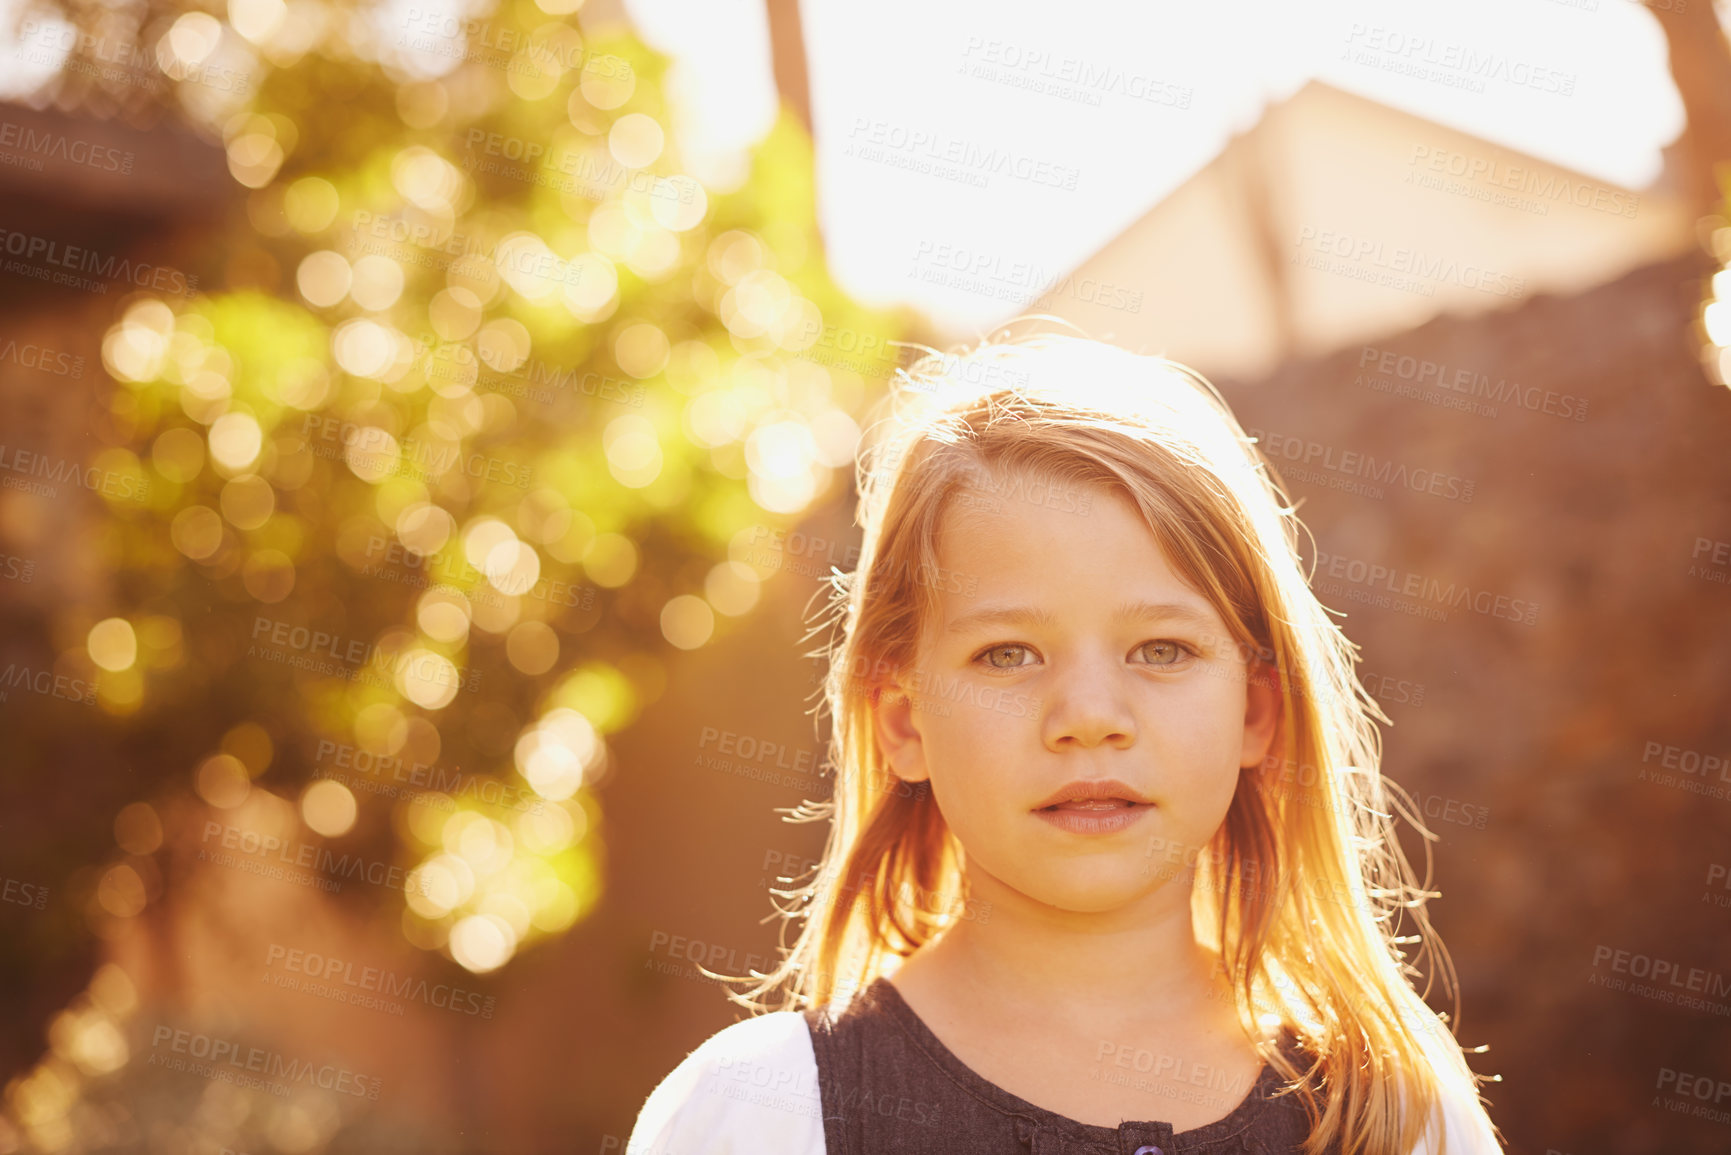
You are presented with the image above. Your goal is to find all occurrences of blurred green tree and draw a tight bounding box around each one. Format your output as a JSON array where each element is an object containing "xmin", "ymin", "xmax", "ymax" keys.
[{"xmin": 1, "ymin": 0, "xmax": 901, "ymax": 1147}]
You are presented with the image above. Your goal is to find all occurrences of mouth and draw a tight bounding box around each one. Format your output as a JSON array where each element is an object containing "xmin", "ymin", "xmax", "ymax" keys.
[
  {"xmin": 1037, "ymin": 797, "xmax": 1148, "ymax": 813},
  {"xmin": 1032, "ymin": 778, "xmax": 1156, "ymax": 811},
  {"xmin": 1033, "ymin": 797, "xmax": 1152, "ymax": 834}
]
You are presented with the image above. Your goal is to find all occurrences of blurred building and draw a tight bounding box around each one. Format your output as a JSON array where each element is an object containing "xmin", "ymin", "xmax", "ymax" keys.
[{"xmin": 1037, "ymin": 79, "xmax": 1699, "ymax": 382}]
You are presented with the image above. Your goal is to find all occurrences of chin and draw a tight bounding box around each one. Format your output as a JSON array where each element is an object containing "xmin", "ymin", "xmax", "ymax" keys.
[{"xmin": 1030, "ymin": 872, "xmax": 1157, "ymax": 914}]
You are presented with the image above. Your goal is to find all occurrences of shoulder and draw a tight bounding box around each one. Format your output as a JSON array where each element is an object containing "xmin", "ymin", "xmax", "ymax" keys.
[
  {"xmin": 1403, "ymin": 1080, "xmax": 1504, "ymax": 1155},
  {"xmin": 626, "ymin": 1010, "xmax": 826, "ymax": 1155}
]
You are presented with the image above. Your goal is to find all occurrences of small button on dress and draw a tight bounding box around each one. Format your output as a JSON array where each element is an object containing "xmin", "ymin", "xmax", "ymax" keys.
[{"xmin": 1134, "ymin": 1146, "xmax": 1165, "ymax": 1155}]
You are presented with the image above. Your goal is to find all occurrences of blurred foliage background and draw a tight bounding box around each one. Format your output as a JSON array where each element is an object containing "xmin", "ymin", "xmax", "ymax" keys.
[{"xmin": 0, "ymin": 0, "xmax": 901, "ymax": 1149}]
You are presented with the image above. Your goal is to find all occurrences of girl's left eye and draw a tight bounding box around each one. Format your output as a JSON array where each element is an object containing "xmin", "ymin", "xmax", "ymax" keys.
[
  {"xmin": 976, "ymin": 643, "xmax": 1033, "ymax": 670},
  {"xmin": 1137, "ymin": 640, "xmax": 1193, "ymax": 666}
]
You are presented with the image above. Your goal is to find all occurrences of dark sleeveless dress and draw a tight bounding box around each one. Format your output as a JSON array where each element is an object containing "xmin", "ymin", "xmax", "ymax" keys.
[{"xmin": 802, "ymin": 976, "xmax": 1341, "ymax": 1155}]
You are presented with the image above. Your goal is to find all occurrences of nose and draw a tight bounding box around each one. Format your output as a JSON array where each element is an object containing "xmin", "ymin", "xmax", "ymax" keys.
[{"xmin": 1041, "ymin": 649, "xmax": 1136, "ymax": 751}]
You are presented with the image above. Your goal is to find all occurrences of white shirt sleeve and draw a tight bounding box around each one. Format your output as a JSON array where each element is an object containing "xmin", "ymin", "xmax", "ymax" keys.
[
  {"xmin": 624, "ymin": 1010, "xmax": 828, "ymax": 1155},
  {"xmin": 1406, "ymin": 1083, "xmax": 1504, "ymax": 1155}
]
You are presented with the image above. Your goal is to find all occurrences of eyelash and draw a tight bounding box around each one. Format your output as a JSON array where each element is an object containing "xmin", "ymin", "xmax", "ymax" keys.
[{"xmin": 969, "ymin": 640, "xmax": 1199, "ymax": 672}]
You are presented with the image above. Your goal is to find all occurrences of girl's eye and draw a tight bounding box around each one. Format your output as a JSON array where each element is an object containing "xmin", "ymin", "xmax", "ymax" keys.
[
  {"xmin": 976, "ymin": 643, "xmax": 1032, "ymax": 670},
  {"xmin": 972, "ymin": 641, "xmax": 1195, "ymax": 670},
  {"xmin": 1137, "ymin": 640, "xmax": 1192, "ymax": 666}
]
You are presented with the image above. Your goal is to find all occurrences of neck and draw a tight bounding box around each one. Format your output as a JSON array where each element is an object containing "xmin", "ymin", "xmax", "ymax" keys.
[{"xmin": 901, "ymin": 863, "xmax": 1234, "ymax": 1033}]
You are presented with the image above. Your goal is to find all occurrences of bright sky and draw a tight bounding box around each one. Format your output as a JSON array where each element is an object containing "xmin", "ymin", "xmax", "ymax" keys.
[
  {"xmin": 626, "ymin": 0, "xmax": 1688, "ymax": 337},
  {"xmin": 0, "ymin": 0, "xmax": 1685, "ymax": 337}
]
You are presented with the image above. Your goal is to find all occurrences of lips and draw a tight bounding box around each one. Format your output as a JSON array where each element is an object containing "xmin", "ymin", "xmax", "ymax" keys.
[
  {"xmin": 1032, "ymin": 778, "xmax": 1155, "ymax": 811},
  {"xmin": 1041, "ymin": 797, "xmax": 1143, "ymax": 812},
  {"xmin": 1033, "ymin": 799, "xmax": 1152, "ymax": 835},
  {"xmin": 1031, "ymin": 779, "xmax": 1155, "ymax": 835}
]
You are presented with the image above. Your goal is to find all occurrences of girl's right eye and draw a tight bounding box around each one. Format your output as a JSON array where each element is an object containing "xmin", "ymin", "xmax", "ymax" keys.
[{"xmin": 975, "ymin": 643, "xmax": 1033, "ymax": 670}]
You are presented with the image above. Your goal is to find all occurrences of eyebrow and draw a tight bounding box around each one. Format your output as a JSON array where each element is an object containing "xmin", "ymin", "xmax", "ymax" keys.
[{"xmin": 942, "ymin": 599, "xmax": 1218, "ymax": 636}]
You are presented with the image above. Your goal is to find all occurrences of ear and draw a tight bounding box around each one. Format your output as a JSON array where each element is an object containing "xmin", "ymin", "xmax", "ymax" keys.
[
  {"xmin": 871, "ymin": 675, "xmax": 931, "ymax": 784},
  {"xmin": 1239, "ymin": 660, "xmax": 1282, "ymax": 770}
]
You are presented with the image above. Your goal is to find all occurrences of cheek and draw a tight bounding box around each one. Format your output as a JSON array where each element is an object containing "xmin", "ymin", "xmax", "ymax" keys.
[
  {"xmin": 1160, "ymin": 737, "xmax": 1241, "ymax": 815},
  {"xmin": 919, "ymin": 705, "xmax": 1027, "ymax": 832},
  {"xmin": 1180, "ymin": 668, "xmax": 1252, "ymax": 754},
  {"xmin": 1153, "ymin": 684, "xmax": 1252, "ymax": 802},
  {"xmin": 924, "ymin": 699, "xmax": 1014, "ymax": 781}
]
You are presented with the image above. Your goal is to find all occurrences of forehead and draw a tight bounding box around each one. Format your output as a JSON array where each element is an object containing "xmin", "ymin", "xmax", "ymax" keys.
[
  {"xmin": 934, "ymin": 465, "xmax": 1127, "ymax": 552},
  {"xmin": 925, "ymin": 470, "xmax": 1222, "ymax": 631}
]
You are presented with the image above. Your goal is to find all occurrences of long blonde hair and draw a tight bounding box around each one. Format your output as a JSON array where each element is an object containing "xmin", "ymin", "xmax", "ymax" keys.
[{"xmin": 721, "ymin": 328, "xmax": 1501, "ymax": 1155}]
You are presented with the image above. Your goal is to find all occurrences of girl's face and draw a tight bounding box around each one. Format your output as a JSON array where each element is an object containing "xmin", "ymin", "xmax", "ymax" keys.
[{"xmin": 872, "ymin": 473, "xmax": 1281, "ymax": 914}]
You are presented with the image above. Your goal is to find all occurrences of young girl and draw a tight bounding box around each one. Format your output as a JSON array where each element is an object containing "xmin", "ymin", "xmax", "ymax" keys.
[{"xmin": 628, "ymin": 331, "xmax": 1505, "ymax": 1155}]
